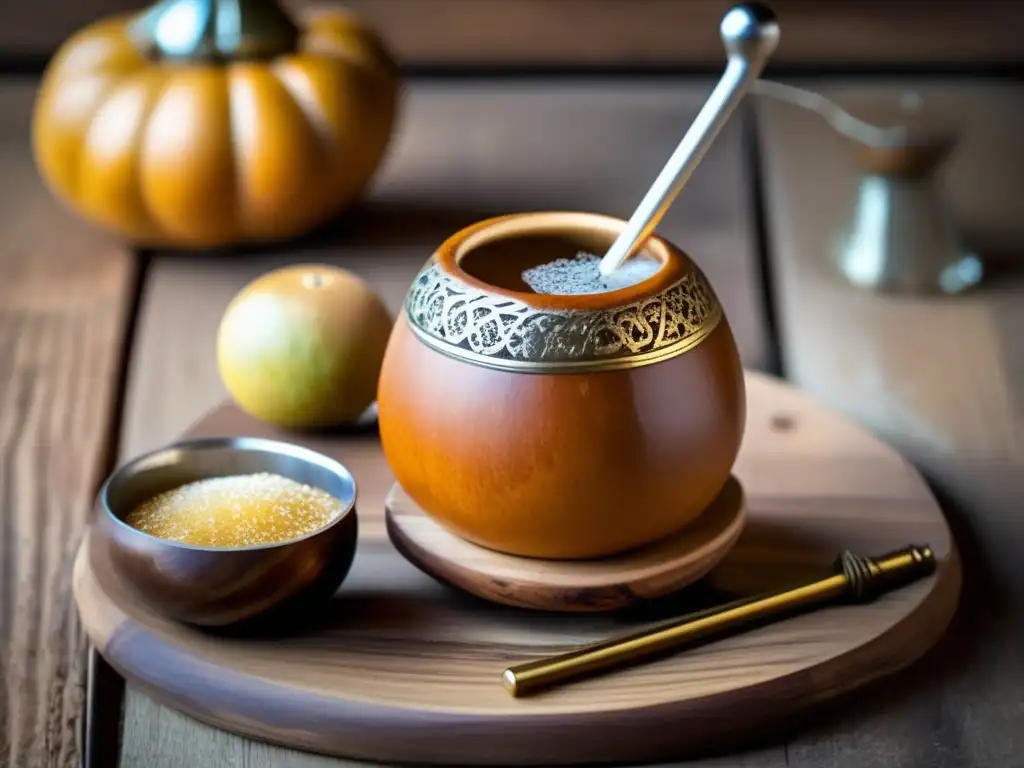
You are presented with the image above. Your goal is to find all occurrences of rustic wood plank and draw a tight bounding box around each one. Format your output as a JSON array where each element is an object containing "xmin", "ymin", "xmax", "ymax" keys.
[
  {"xmin": 4, "ymin": 0, "xmax": 1023, "ymax": 68},
  {"xmin": 0, "ymin": 79, "xmax": 136, "ymax": 768},
  {"xmin": 84, "ymin": 648, "xmax": 125, "ymax": 768},
  {"xmin": 756, "ymin": 77, "xmax": 1024, "ymax": 767},
  {"xmin": 115, "ymin": 78, "xmax": 772, "ymax": 766}
]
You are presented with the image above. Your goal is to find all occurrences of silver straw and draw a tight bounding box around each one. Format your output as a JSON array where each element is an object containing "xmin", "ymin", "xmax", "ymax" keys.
[{"xmin": 599, "ymin": 4, "xmax": 780, "ymax": 276}]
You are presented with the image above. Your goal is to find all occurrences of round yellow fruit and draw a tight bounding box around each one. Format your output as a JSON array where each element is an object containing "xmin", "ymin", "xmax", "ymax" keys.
[{"xmin": 216, "ymin": 264, "xmax": 393, "ymax": 428}]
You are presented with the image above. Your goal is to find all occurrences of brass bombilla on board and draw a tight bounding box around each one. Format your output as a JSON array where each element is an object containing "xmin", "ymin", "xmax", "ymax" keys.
[{"xmin": 503, "ymin": 545, "xmax": 937, "ymax": 697}]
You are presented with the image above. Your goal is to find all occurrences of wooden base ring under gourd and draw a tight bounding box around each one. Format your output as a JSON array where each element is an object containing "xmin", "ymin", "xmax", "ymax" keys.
[{"xmin": 385, "ymin": 477, "xmax": 746, "ymax": 612}]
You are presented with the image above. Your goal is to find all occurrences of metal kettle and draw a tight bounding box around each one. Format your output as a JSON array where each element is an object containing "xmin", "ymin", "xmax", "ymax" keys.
[{"xmin": 753, "ymin": 81, "xmax": 982, "ymax": 294}]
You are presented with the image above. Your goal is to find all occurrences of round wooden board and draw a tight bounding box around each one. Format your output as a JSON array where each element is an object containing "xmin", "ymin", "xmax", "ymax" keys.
[
  {"xmin": 385, "ymin": 476, "xmax": 747, "ymax": 611},
  {"xmin": 73, "ymin": 371, "xmax": 961, "ymax": 766}
]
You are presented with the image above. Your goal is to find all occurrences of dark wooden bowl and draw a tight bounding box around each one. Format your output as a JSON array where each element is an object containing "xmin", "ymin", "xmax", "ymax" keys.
[{"xmin": 89, "ymin": 437, "xmax": 359, "ymax": 627}]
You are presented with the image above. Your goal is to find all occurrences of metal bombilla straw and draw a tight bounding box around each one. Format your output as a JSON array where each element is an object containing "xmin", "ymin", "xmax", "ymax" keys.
[{"xmin": 599, "ymin": 3, "xmax": 780, "ymax": 277}]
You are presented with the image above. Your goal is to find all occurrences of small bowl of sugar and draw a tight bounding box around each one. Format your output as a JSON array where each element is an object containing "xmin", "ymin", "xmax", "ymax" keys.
[{"xmin": 89, "ymin": 436, "xmax": 359, "ymax": 627}]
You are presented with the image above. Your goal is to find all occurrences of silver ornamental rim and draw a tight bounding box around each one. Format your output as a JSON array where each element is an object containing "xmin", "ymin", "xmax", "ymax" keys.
[{"xmin": 402, "ymin": 260, "xmax": 724, "ymax": 374}]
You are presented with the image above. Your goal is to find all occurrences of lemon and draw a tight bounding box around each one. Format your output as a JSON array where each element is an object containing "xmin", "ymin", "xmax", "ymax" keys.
[{"xmin": 216, "ymin": 264, "xmax": 393, "ymax": 428}]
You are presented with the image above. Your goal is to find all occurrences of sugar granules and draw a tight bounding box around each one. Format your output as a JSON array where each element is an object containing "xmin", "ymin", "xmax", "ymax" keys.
[
  {"xmin": 123, "ymin": 472, "xmax": 342, "ymax": 547},
  {"xmin": 521, "ymin": 252, "xmax": 660, "ymax": 295}
]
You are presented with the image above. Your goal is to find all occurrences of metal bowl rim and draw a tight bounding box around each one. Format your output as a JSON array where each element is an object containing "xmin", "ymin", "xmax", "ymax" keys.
[{"xmin": 97, "ymin": 435, "xmax": 359, "ymax": 553}]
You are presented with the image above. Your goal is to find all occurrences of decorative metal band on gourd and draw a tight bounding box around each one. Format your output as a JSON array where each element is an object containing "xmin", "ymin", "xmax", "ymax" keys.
[{"xmin": 404, "ymin": 260, "xmax": 723, "ymax": 373}]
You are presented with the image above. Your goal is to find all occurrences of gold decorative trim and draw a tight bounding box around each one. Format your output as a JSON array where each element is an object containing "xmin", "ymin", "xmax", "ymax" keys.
[{"xmin": 404, "ymin": 260, "xmax": 723, "ymax": 373}]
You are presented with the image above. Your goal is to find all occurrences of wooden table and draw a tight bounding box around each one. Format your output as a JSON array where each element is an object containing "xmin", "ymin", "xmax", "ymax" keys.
[{"xmin": 1, "ymin": 73, "xmax": 1021, "ymax": 767}]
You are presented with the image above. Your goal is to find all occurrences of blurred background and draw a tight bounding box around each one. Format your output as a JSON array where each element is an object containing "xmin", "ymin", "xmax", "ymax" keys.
[{"xmin": 3, "ymin": 0, "xmax": 1023, "ymax": 71}]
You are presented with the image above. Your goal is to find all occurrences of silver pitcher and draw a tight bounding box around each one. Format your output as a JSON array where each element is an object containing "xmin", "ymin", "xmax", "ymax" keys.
[{"xmin": 754, "ymin": 82, "xmax": 982, "ymax": 295}]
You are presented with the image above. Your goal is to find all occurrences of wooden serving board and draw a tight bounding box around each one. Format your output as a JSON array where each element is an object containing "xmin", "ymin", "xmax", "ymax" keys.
[{"xmin": 72, "ymin": 371, "xmax": 961, "ymax": 766}]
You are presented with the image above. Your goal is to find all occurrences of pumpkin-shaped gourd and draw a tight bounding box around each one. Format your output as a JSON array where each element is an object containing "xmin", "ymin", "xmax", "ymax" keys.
[{"xmin": 32, "ymin": 0, "xmax": 400, "ymax": 247}]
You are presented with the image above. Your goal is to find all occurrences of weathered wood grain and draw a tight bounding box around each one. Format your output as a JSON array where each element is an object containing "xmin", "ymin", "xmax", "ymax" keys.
[
  {"xmin": 756, "ymin": 77, "xmax": 1024, "ymax": 767},
  {"xmin": 113, "ymin": 79, "xmax": 770, "ymax": 766},
  {"xmin": 76, "ymin": 370, "xmax": 959, "ymax": 765},
  {"xmin": 3, "ymin": 0, "xmax": 1023, "ymax": 67},
  {"xmin": 0, "ymin": 80, "xmax": 136, "ymax": 768}
]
